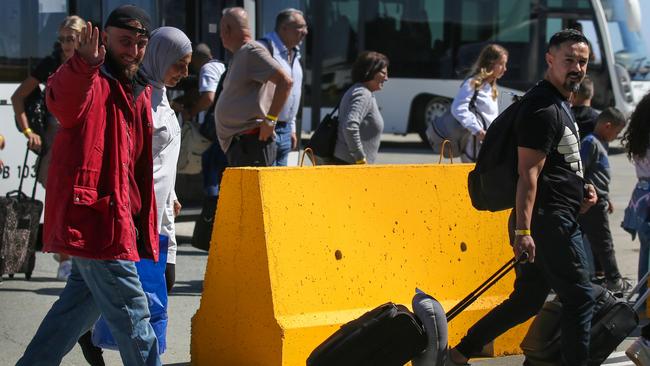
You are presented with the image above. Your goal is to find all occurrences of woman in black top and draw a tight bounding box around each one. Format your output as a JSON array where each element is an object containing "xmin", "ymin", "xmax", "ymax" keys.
[
  {"xmin": 11, "ymin": 15, "xmax": 85, "ymax": 161},
  {"xmin": 11, "ymin": 15, "xmax": 85, "ymax": 277}
]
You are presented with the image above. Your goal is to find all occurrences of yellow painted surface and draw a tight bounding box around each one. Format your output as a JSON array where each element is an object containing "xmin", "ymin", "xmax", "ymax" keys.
[{"xmin": 191, "ymin": 164, "xmax": 530, "ymax": 366}]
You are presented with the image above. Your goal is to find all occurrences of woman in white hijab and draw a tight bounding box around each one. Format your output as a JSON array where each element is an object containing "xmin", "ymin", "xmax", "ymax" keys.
[{"xmin": 141, "ymin": 26, "xmax": 192, "ymax": 292}]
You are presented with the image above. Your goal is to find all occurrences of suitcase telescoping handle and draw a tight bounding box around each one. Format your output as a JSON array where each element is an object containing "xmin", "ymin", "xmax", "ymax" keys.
[
  {"xmin": 446, "ymin": 252, "xmax": 528, "ymax": 322},
  {"xmin": 8, "ymin": 146, "xmax": 42, "ymax": 201}
]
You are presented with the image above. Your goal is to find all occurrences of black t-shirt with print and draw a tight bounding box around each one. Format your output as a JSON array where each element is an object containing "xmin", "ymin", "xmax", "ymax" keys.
[{"xmin": 514, "ymin": 80, "xmax": 585, "ymax": 217}]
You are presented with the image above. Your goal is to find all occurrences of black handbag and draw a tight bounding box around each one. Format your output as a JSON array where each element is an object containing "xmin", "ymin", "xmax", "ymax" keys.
[{"xmin": 307, "ymin": 101, "xmax": 340, "ymax": 158}]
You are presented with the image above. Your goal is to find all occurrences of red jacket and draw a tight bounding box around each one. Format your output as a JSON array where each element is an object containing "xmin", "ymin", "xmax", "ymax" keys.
[{"xmin": 44, "ymin": 53, "xmax": 159, "ymax": 262}]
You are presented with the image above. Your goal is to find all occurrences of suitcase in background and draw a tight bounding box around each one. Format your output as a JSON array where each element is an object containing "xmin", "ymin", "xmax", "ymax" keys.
[
  {"xmin": 0, "ymin": 148, "xmax": 42, "ymax": 280},
  {"xmin": 306, "ymin": 302, "xmax": 427, "ymax": 366},
  {"xmin": 191, "ymin": 195, "xmax": 218, "ymax": 251},
  {"xmin": 521, "ymin": 283, "xmax": 643, "ymax": 366}
]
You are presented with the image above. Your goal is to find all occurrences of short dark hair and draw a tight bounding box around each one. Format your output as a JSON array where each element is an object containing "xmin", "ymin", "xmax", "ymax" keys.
[
  {"xmin": 597, "ymin": 107, "xmax": 627, "ymax": 127},
  {"xmin": 352, "ymin": 51, "xmax": 389, "ymax": 83},
  {"xmin": 547, "ymin": 28, "xmax": 590, "ymax": 53},
  {"xmin": 576, "ymin": 77, "xmax": 594, "ymax": 100},
  {"xmin": 275, "ymin": 8, "xmax": 303, "ymax": 31}
]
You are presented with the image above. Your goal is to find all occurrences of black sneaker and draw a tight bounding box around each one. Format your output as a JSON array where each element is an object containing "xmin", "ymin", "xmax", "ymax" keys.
[{"xmin": 77, "ymin": 330, "xmax": 105, "ymax": 366}]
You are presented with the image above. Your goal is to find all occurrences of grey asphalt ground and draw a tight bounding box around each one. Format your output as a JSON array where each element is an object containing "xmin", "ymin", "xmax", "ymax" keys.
[{"xmin": 0, "ymin": 134, "xmax": 646, "ymax": 365}]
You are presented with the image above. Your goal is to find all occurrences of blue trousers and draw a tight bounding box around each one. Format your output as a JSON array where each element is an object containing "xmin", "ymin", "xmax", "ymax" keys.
[
  {"xmin": 274, "ymin": 122, "xmax": 292, "ymax": 166},
  {"xmin": 17, "ymin": 257, "xmax": 160, "ymax": 366}
]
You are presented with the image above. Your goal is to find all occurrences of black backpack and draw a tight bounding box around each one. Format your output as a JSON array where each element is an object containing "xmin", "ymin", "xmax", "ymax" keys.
[{"xmin": 466, "ymin": 82, "xmax": 563, "ymax": 211}]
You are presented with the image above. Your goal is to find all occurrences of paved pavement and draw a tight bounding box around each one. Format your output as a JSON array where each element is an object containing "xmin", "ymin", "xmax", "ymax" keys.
[{"xmin": 0, "ymin": 134, "xmax": 647, "ymax": 365}]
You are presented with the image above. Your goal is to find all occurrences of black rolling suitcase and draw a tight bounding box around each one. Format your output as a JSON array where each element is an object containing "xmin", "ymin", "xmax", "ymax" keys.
[
  {"xmin": 307, "ymin": 302, "xmax": 427, "ymax": 366},
  {"xmin": 521, "ymin": 282, "xmax": 646, "ymax": 366},
  {"xmin": 307, "ymin": 254, "xmax": 527, "ymax": 366},
  {"xmin": 0, "ymin": 148, "xmax": 43, "ymax": 280}
]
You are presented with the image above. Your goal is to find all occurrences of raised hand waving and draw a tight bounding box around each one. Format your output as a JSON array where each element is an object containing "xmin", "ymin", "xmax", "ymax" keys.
[{"xmin": 77, "ymin": 21, "xmax": 106, "ymax": 66}]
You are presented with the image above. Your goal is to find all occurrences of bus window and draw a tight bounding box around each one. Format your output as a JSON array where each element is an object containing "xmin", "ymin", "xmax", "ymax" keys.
[
  {"xmin": 548, "ymin": 0, "xmax": 591, "ymax": 9},
  {"xmin": 578, "ymin": 20, "xmax": 603, "ymax": 67},
  {"xmin": 602, "ymin": 0, "xmax": 650, "ymax": 81},
  {"xmin": 305, "ymin": 0, "xmax": 358, "ymax": 107},
  {"xmin": 0, "ymin": 0, "xmax": 68, "ymax": 82},
  {"xmin": 259, "ymin": 0, "xmax": 305, "ymax": 36}
]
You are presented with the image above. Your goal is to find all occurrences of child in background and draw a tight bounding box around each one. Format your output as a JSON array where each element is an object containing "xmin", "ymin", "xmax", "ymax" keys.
[
  {"xmin": 578, "ymin": 107, "xmax": 631, "ymax": 295},
  {"xmin": 571, "ymin": 77, "xmax": 599, "ymax": 139}
]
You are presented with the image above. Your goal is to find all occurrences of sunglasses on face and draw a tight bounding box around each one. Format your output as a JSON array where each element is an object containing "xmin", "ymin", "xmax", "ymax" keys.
[{"xmin": 57, "ymin": 35, "xmax": 77, "ymax": 44}]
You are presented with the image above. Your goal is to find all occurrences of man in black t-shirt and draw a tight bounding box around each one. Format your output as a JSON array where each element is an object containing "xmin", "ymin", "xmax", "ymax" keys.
[{"xmin": 448, "ymin": 29, "xmax": 597, "ymax": 366}]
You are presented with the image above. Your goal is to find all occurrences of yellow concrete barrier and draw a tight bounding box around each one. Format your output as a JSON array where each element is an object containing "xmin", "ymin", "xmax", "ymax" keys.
[{"xmin": 191, "ymin": 164, "xmax": 530, "ymax": 366}]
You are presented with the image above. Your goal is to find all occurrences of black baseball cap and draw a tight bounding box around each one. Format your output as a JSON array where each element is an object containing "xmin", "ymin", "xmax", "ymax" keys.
[{"xmin": 105, "ymin": 5, "xmax": 152, "ymax": 37}]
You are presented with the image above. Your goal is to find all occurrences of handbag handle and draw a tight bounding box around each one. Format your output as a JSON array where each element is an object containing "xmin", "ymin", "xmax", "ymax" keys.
[
  {"xmin": 300, "ymin": 147, "xmax": 317, "ymax": 166},
  {"xmin": 438, "ymin": 140, "xmax": 454, "ymax": 164}
]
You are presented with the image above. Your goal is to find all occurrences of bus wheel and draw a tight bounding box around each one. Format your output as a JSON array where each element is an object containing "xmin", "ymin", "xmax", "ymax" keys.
[{"xmin": 420, "ymin": 97, "xmax": 450, "ymax": 142}]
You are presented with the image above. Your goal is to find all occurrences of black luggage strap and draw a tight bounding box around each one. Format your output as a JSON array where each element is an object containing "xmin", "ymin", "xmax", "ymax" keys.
[{"xmin": 446, "ymin": 252, "xmax": 528, "ymax": 322}]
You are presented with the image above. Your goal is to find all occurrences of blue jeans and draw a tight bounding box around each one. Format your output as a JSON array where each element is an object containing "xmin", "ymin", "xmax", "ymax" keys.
[
  {"xmin": 456, "ymin": 211, "xmax": 594, "ymax": 366},
  {"xmin": 274, "ymin": 122, "xmax": 292, "ymax": 166},
  {"xmin": 201, "ymin": 142, "xmax": 228, "ymax": 197},
  {"xmin": 17, "ymin": 257, "xmax": 160, "ymax": 366}
]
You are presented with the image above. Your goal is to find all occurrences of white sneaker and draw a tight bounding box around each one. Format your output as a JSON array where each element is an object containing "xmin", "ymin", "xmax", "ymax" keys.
[
  {"xmin": 56, "ymin": 260, "xmax": 72, "ymax": 281},
  {"xmin": 627, "ymin": 337, "xmax": 650, "ymax": 366}
]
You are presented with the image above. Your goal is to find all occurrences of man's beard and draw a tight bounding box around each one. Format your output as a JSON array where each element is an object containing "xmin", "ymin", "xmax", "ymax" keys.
[
  {"xmin": 105, "ymin": 49, "xmax": 139, "ymax": 81},
  {"xmin": 563, "ymin": 72, "xmax": 584, "ymax": 93}
]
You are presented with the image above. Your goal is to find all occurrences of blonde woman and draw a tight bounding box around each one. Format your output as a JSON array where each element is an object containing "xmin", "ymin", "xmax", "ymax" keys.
[
  {"xmin": 10, "ymin": 15, "xmax": 87, "ymax": 282},
  {"xmin": 451, "ymin": 44, "xmax": 509, "ymax": 162}
]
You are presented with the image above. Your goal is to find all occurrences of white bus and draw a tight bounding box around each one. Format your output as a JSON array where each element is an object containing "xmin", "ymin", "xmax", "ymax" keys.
[{"xmin": 295, "ymin": 0, "xmax": 650, "ymax": 142}]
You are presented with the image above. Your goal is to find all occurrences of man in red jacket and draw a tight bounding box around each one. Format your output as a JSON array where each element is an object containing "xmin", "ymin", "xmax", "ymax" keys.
[{"xmin": 17, "ymin": 5, "xmax": 161, "ymax": 366}]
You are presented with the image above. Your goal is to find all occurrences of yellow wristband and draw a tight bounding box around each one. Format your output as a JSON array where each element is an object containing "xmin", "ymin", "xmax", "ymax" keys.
[
  {"xmin": 265, "ymin": 114, "xmax": 278, "ymax": 122},
  {"xmin": 23, "ymin": 127, "xmax": 33, "ymax": 137},
  {"xmin": 0, "ymin": 134, "xmax": 4, "ymax": 149},
  {"xmin": 515, "ymin": 229, "xmax": 531, "ymax": 236},
  {"xmin": 355, "ymin": 158, "xmax": 366, "ymax": 164}
]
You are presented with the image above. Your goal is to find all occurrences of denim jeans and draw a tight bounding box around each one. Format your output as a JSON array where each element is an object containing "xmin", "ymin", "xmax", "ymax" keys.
[
  {"xmin": 621, "ymin": 181, "xmax": 650, "ymax": 298},
  {"xmin": 456, "ymin": 211, "xmax": 594, "ymax": 366},
  {"xmin": 274, "ymin": 122, "xmax": 292, "ymax": 166},
  {"xmin": 201, "ymin": 142, "xmax": 228, "ymax": 197},
  {"xmin": 17, "ymin": 257, "xmax": 160, "ymax": 366}
]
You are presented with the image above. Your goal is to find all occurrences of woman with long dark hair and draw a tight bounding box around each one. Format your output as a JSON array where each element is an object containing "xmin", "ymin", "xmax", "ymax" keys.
[{"xmin": 623, "ymin": 92, "xmax": 650, "ymax": 366}]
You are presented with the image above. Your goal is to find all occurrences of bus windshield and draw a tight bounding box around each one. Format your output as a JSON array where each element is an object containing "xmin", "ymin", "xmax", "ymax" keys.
[{"xmin": 602, "ymin": 0, "xmax": 650, "ymax": 81}]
